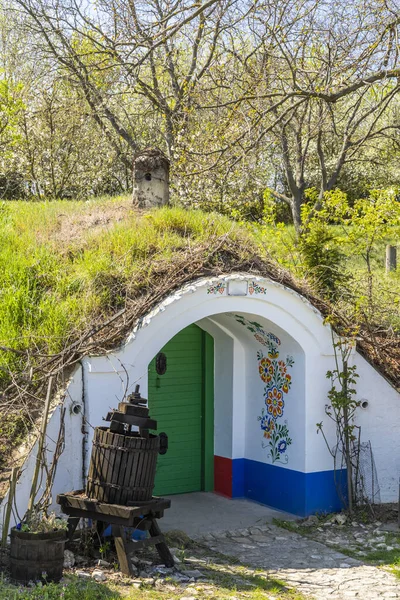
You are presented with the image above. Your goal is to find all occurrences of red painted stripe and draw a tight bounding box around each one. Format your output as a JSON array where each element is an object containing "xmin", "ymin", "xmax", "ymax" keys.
[{"xmin": 214, "ymin": 455, "xmax": 232, "ymax": 497}]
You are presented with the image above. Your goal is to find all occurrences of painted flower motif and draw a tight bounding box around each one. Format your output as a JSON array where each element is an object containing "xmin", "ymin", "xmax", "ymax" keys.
[
  {"xmin": 278, "ymin": 360, "xmax": 287, "ymax": 374},
  {"xmin": 254, "ymin": 333, "xmax": 266, "ymax": 346},
  {"xmin": 249, "ymin": 282, "xmax": 267, "ymax": 295},
  {"xmin": 265, "ymin": 387, "xmax": 284, "ymax": 419},
  {"xmin": 282, "ymin": 374, "xmax": 291, "ymax": 393},
  {"xmin": 269, "ymin": 333, "xmax": 281, "ymax": 346},
  {"xmin": 260, "ymin": 415, "xmax": 275, "ymax": 439},
  {"xmin": 207, "ymin": 282, "xmax": 226, "ymax": 295},
  {"xmin": 268, "ymin": 349, "xmax": 279, "ymax": 359},
  {"xmin": 259, "ymin": 357, "xmax": 274, "ymax": 383},
  {"xmin": 277, "ymin": 440, "xmax": 287, "ymax": 454}
]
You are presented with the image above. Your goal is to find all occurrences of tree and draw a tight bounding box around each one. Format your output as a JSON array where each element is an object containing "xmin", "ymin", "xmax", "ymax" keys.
[
  {"xmin": 168, "ymin": 0, "xmax": 400, "ymax": 228},
  {"xmin": 7, "ymin": 0, "xmax": 400, "ymax": 216},
  {"xmin": 19, "ymin": 79, "xmax": 132, "ymax": 198},
  {"xmin": 240, "ymin": 0, "xmax": 400, "ymax": 229},
  {"xmin": 176, "ymin": 0, "xmax": 400, "ymax": 228},
  {"xmin": 0, "ymin": 71, "xmax": 25, "ymax": 197},
  {"xmin": 11, "ymin": 0, "xmax": 227, "ymax": 162}
]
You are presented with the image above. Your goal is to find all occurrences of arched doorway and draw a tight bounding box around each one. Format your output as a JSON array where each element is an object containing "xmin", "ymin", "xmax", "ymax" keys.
[
  {"xmin": 148, "ymin": 324, "xmax": 214, "ymax": 495},
  {"xmin": 144, "ymin": 307, "xmax": 316, "ymax": 515}
]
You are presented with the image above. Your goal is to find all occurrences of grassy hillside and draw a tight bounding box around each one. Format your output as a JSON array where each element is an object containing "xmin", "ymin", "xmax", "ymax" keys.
[
  {"xmin": 0, "ymin": 196, "xmax": 399, "ymax": 471},
  {"xmin": 0, "ymin": 197, "xmax": 255, "ymax": 375},
  {"xmin": 0, "ymin": 197, "xmax": 288, "ymax": 467},
  {"xmin": 2, "ymin": 195, "xmax": 398, "ymax": 368}
]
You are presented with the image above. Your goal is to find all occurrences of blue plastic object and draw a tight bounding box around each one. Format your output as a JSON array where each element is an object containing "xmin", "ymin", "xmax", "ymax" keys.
[
  {"xmin": 87, "ymin": 518, "xmax": 148, "ymax": 541},
  {"xmin": 102, "ymin": 524, "xmax": 147, "ymax": 540}
]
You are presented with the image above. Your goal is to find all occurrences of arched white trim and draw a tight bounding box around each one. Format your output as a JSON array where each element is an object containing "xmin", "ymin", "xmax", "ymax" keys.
[
  {"xmin": 82, "ymin": 273, "xmax": 333, "ymax": 475},
  {"xmin": 129, "ymin": 274, "xmax": 331, "ymax": 353},
  {"xmin": 86, "ymin": 273, "xmax": 333, "ymax": 377}
]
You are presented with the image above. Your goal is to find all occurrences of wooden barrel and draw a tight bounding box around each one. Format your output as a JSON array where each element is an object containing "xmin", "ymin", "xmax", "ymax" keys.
[
  {"xmin": 86, "ymin": 427, "xmax": 160, "ymax": 504},
  {"xmin": 10, "ymin": 528, "xmax": 66, "ymax": 584}
]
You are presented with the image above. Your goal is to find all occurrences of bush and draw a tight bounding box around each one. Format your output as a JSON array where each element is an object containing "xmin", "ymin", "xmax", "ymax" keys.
[{"xmin": 298, "ymin": 221, "xmax": 347, "ymax": 300}]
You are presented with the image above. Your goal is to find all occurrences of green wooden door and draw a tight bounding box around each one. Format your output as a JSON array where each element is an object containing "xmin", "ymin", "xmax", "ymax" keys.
[{"xmin": 148, "ymin": 324, "xmax": 214, "ymax": 496}]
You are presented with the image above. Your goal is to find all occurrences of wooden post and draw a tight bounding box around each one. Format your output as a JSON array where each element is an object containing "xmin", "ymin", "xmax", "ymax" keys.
[
  {"xmin": 386, "ymin": 245, "xmax": 397, "ymax": 273},
  {"xmin": 1, "ymin": 467, "xmax": 18, "ymax": 547},
  {"xmin": 398, "ymin": 478, "xmax": 400, "ymax": 531},
  {"xmin": 27, "ymin": 376, "xmax": 54, "ymax": 518}
]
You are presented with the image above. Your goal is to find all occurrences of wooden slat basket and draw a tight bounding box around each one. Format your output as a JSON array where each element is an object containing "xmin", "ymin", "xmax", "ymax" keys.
[
  {"xmin": 86, "ymin": 427, "xmax": 160, "ymax": 504},
  {"xmin": 10, "ymin": 528, "xmax": 66, "ymax": 584}
]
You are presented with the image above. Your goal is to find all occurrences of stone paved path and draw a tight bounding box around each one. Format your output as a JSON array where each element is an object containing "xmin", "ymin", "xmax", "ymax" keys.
[{"xmin": 199, "ymin": 524, "xmax": 400, "ymax": 599}]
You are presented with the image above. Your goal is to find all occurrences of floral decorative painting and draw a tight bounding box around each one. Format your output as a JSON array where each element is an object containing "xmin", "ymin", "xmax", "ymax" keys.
[
  {"xmin": 249, "ymin": 281, "xmax": 267, "ymax": 296},
  {"xmin": 257, "ymin": 347, "xmax": 294, "ymax": 463},
  {"xmin": 259, "ymin": 414, "xmax": 292, "ymax": 463},
  {"xmin": 248, "ymin": 281, "xmax": 267, "ymax": 295},
  {"xmin": 231, "ymin": 313, "xmax": 294, "ymax": 464},
  {"xmin": 233, "ymin": 314, "xmax": 281, "ymax": 349},
  {"xmin": 207, "ymin": 282, "xmax": 226, "ymax": 295}
]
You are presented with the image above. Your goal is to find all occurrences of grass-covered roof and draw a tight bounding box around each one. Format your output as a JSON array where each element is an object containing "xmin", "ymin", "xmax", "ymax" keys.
[{"xmin": 0, "ymin": 196, "xmax": 398, "ymax": 479}]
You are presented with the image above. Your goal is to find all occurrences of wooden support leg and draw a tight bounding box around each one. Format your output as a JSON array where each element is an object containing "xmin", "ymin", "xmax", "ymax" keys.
[
  {"xmin": 149, "ymin": 518, "xmax": 174, "ymax": 568},
  {"xmin": 112, "ymin": 525, "xmax": 136, "ymax": 577},
  {"xmin": 67, "ymin": 517, "xmax": 80, "ymax": 542}
]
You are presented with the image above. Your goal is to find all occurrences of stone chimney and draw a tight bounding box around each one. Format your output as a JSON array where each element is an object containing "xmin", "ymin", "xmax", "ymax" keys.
[{"xmin": 132, "ymin": 148, "xmax": 170, "ymax": 208}]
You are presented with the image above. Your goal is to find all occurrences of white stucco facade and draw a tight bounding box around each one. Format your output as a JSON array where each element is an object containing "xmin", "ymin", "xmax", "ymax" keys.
[{"xmin": 1, "ymin": 273, "xmax": 399, "ymax": 533}]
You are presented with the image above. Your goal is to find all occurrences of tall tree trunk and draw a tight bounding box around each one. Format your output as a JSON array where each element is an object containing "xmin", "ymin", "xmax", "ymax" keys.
[{"xmin": 291, "ymin": 193, "xmax": 302, "ymax": 232}]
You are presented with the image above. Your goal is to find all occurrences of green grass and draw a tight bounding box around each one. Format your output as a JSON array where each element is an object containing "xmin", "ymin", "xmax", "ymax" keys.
[
  {"xmin": 334, "ymin": 532, "xmax": 400, "ymax": 575},
  {"xmin": 0, "ymin": 200, "xmax": 225, "ymax": 343},
  {"xmin": 272, "ymin": 519, "xmax": 301, "ymax": 533},
  {"xmin": 0, "ymin": 573, "xmax": 306, "ymax": 600},
  {"xmin": 0, "ymin": 527, "xmax": 308, "ymax": 599},
  {"xmin": 0, "ymin": 194, "xmax": 399, "ymax": 466},
  {"xmin": 0, "ymin": 558, "xmax": 306, "ymax": 599},
  {"xmin": 275, "ymin": 516, "xmax": 400, "ymax": 581},
  {"xmin": 0, "ymin": 197, "xmax": 261, "ymax": 463},
  {"xmin": 0, "ymin": 197, "xmax": 252, "ymax": 368},
  {"xmin": 0, "ymin": 576, "xmax": 120, "ymax": 599},
  {"xmin": 331, "ymin": 543, "xmax": 400, "ymax": 580},
  {"xmin": 1, "ymin": 195, "xmax": 399, "ymax": 373},
  {"xmin": 1, "ymin": 194, "xmax": 398, "ymax": 371}
]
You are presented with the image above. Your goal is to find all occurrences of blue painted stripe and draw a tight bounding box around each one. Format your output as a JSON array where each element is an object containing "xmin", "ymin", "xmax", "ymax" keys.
[
  {"xmin": 232, "ymin": 458, "xmax": 345, "ymax": 516},
  {"xmin": 232, "ymin": 458, "xmax": 245, "ymax": 498}
]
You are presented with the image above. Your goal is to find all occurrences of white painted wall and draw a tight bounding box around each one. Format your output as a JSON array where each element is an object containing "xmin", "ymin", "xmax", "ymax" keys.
[
  {"xmin": 209, "ymin": 312, "xmax": 306, "ymax": 471},
  {"xmin": 353, "ymin": 354, "xmax": 400, "ymax": 502},
  {"xmin": 0, "ymin": 367, "xmax": 84, "ymax": 536},
  {"xmin": 2, "ymin": 273, "xmax": 399, "ymax": 532},
  {"xmin": 196, "ymin": 318, "xmax": 235, "ymax": 459}
]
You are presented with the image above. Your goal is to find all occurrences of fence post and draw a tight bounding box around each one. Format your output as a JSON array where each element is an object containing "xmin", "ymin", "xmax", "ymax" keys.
[{"xmin": 386, "ymin": 245, "xmax": 397, "ymax": 273}]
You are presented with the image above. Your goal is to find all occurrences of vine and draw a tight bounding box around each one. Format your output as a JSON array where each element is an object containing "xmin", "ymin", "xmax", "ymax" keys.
[{"xmin": 317, "ymin": 334, "xmax": 360, "ymax": 513}]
